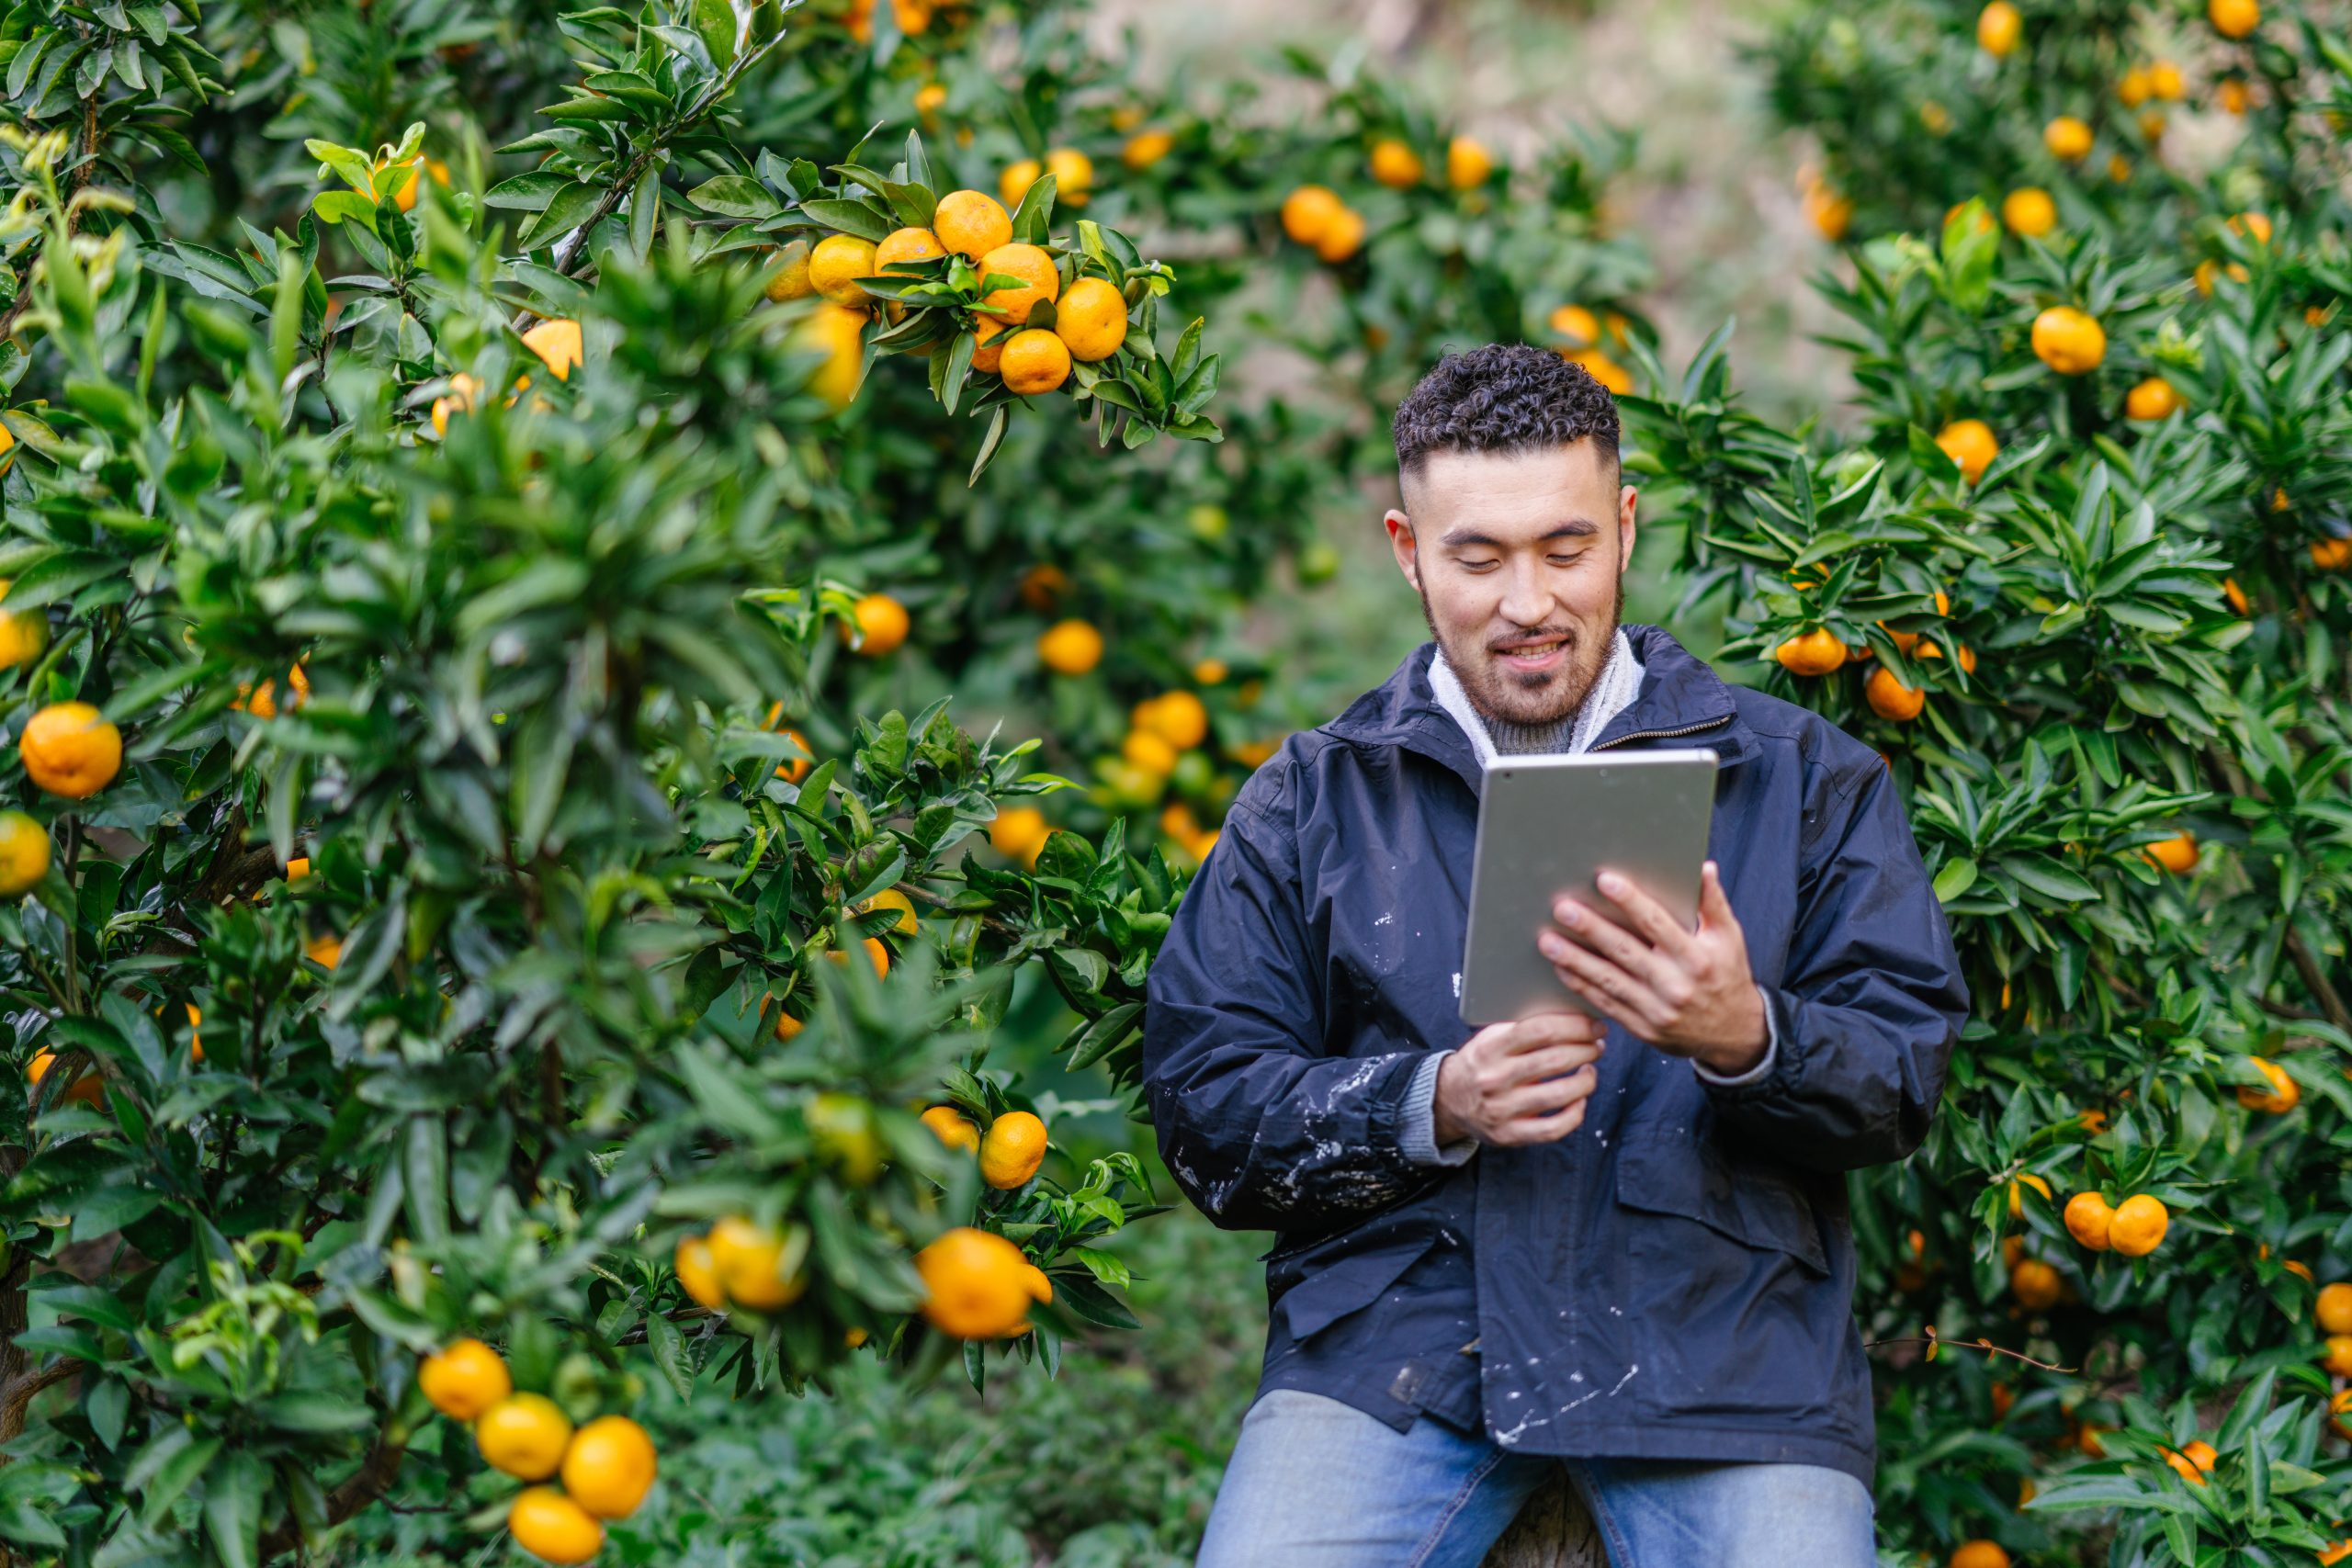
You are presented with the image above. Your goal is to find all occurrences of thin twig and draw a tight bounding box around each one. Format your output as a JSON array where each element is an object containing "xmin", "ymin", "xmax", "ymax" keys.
[{"xmin": 1863, "ymin": 1327, "xmax": 2075, "ymax": 1374}]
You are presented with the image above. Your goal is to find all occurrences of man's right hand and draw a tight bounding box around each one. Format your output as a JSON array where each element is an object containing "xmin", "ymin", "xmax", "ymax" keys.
[{"xmin": 1431, "ymin": 1013, "xmax": 1606, "ymax": 1147}]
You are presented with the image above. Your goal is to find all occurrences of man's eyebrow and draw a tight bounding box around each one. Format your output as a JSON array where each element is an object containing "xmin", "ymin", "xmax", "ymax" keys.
[{"xmin": 1436, "ymin": 520, "xmax": 1602, "ymax": 548}]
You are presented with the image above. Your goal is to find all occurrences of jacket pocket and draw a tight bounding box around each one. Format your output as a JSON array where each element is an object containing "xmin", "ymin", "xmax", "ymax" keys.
[
  {"xmin": 1614, "ymin": 1124, "xmax": 1854, "ymax": 1426},
  {"xmin": 1614, "ymin": 1127, "xmax": 1829, "ymax": 1276}
]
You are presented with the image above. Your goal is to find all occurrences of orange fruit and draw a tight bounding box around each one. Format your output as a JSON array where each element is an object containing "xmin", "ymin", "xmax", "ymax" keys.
[
  {"xmin": 521, "ymin": 319, "xmax": 582, "ymax": 381},
  {"xmin": 2125, "ymin": 378, "xmax": 2181, "ymax": 420},
  {"xmin": 2217, "ymin": 78, "xmax": 2250, "ymax": 114},
  {"xmin": 2229, "ymin": 211, "xmax": 2273, "ymax": 245},
  {"xmin": 969, "ymin": 319, "xmax": 1013, "ymax": 375},
  {"xmin": 2222, "ymin": 576, "xmax": 2249, "ymax": 615},
  {"xmin": 1951, "ymin": 1542, "xmax": 2010, "ymax": 1568},
  {"xmin": 2138, "ymin": 108, "xmax": 2167, "ymax": 141},
  {"xmin": 1122, "ymin": 728, "xmax": 1178, "ymax": 775},
  {"xmin": 2161, "ymin": 1446, "xmax": 2209, "ymax": 1485},
  {"xmin": 1123, "ymin": 130, "xmax": 1174, "ymax": 170},
  {"xmin": 2109, "ymin": 1193, "xmax": 2169, "ymax": 1256},
  {"xmin": 2030, "ymin": 307, "xmax": 2105, "ymax": 374},
  {"xmin": 2333, "ymin": 1389, "xmax": 2352, "ymax": 1439},
  {"xmin": 2237, "ymin": 1055, "xmax": 2299, "ymax": 1112},
  {"xmin": 913, "ymin": 81, "xmax": 946, "ymax": 124},
  {"xmin": 1037, "ymin": 618, "xmax": 1103, "ymax": 675},
  {"xmin": 976, "ymin": 242, "xmax": 1059, "ymax": 327},
  {"xmin": 1138, "ymin": 691, "xmax": 1209, "ymax": 750},
  {"xmin": 1045, "ymin": 147, "xmax": 1093, "ymax": 207},
  {"xmin": 307, "ymin": 932, "xmax": 343, "ymax": 970},
  {"xmin": 1016, "ymin": 563, "xmax": 1069, "ymax": 610},
  {"xmin": 860, "ymin": 888, "xmax": 917, "ymax": 935},
  {"xmin": 873, "ymin": 226, "xmax": 945, "ymax": 278},
  {"xmin": 1866, "ymin": 666, "xmax": 1926, "ymax": 721},
  {"xmin": 1053, "ymin": 276, "xmax": 1128, "ymax": 362},
  {"xmin": 2119, "ymin": 67, "xmax": 2151, "ymax": 107},
  {"xmin": 674, "ymin": 1235, "xmax": 725, "ymax": 1309},
  {"xmin": 0, "ymin": 810, "xmax": 50, "ymax": 897},
  {"xmin": 1191, "ymin": 658, "xmax": 1227, "ymax": 685},
  {"xmin": 989, "ymin": 806, "xmax": 1051, "ymax": 867},
  {"xmin": 1976, "ymin": 1, "xmax": 2020, "ymax": 54},
  {"xmin": 2147, "ymin": 61, "xmax": 2184, "ymax": 99},
  {"xmin": 2009, "ymin": 1258, "xmax": 2063, "ymax": 1311},
  {"xmin": 2007, "ymin": 1171, "xmax": 2052, "ymax": 1218},
  {"xmin": 773, "ymin": 1010, "xmax": 803, "ymax": 1042},
  {"xmin": 2043, "ymin": 116, "xmax": 2094, "ymax": 161},
  {"xmin": 2142, "ymin": 830, "xmax": 2198, "ymax": 874},
  {"xmin": 27, "ymin": 1048, "xmax": 101, "ymax": 1109},
  {"xmin": 1774, "ymin": 627, "xmax": 1848, "ymax": 677},
  {"xmin": 1561, "ymin": 347, "xmax": 1631, "ymax": 394},
  {"xmin": 933, "ymin": 189, "xmax": 1012, "ymax": 262},
  {"xmin": 2319, "ymin": 1282, "xmax": 2352, "ymax": 1335},
  {"xmin": 507, "ymin": 1485, "xmax": 604, "ymax": 1564},
  {"xmin": 999, "ymin": 157, "xmax": 1042, "ymax": 210},
  {"xmin": 1446, "ymin": 135, "xmax": 1493, "ymax": 189},
  {"xmin": 1935, "ymin": 419, "xmax": 1998, "ymax": 483},
  {"xmin": 921, "ymin": 1105, "xmax": 980, "ymax": 1152},
  {"xmin": 707, "ymin": 1215, "xmax": 808, "ymax": 1310},
  {"xmin": 916, "ymin": 1226, "xmax": 1035, "ymax": 1338},
  {"xmin": 979, "ymin": 1109, "xmax": 1048, "ymax": 1189},
  {"xmin": 1280, "ymin": 185, "xmax": 1345, "ymax": 246},
  {"xmin": 474, "ymin": 1393, "xmax": 573, "ymax": 1481},
  {"xmin": 2001, "ymin": 186, "xmax": 2056, "ymax": 237},
  {"xmin": 418, "ymin": 1337, "xmax": 512, "ymax": 1421},
  {"xmin": 1549, "ymin": 304, "xmax": 1601, "ymax": 347},
  {"xmin": 2312, "ymin": 538, "xmax": 2352, "ymax": 571},
  {"xmin": 1313, "ymin": 207, "xmax": 1366, "ymax": 264},
  {"xmin": 764, "ymin": 237, "xmax": 815, "ymax": 303},
  {"xmin": 20, "ymin": 702, "xmax": 122, "ymax": 797},
  {"xmin": 791, "ymin": 303, "xmax": 867, "ymax": 411},
  {"xmin": 560, "ymin": 1414, "xmax": 658, "ymax": 1519},
  {"xmin": 1805, "ymin": 186, "xmax": 1853, "ymax": 242},
  {"xmin": 431, "ymin": 372, "xmax": 481, "ymax": 436},
  {"xmin": 2064, "ymin": 1192, "xmax": 2114, "ymax": 1251},
  {"xmin": 1369, "ymin": 137, "xmax": 1424, "ymax": 187},
  {"xmin": 1000, "ymin": 329, "xmax": 1071, "ymax": 394},
  {"xmin": 808, "ymin": 234, "xmax": 878, "ymax": 309},
  {"xmin": 2209, "ymin": 0, "xmax": 2258, "ymax": 39},
  {"xmin": 826, "ymin": 936, "xmax": 890, "ymax": 979},
  {"xmin": 844, "ymin": 592, "xmax": 910, "ymax": 657},
  {"xmin": 2327, "ymin": 1336, "xmax": 2352, "ymax": 1377}
]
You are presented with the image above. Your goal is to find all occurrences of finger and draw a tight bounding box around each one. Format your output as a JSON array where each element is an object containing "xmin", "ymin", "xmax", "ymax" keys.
[
  {"xmin": 1592, "ymin": 869, "xmax": 1698, "ymax": 955},
  {"xmin": 1698, "ymin": 861, "xmax": 1738, "ymax": 932},
  {"xmin": 1492, "ymin": 1064, "xmax": 1599, "ymax": 1121},
  {"xmin": 1542, "ymin": 902, "xmax": 1668, "ymax": 987},
  {"xmin": 1490, "ymin": 1043, "xmax": 1604, "ymax": 1088},
  {"xmin": 1549, "ymin": 943, "xmax": 1665, "ymax": 1036},
  {"xmin": 1491, "ymin": 1098, "xmax": 1589, "ymax": 1146},
  {"xmin": 1490, "ymin": 1010, "xmax": 1605, "ymax": 1052}
]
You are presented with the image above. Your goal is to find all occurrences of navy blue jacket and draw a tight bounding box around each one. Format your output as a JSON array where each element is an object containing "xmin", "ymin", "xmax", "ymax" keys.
[{"xmin": 1142, "ymin": 626, "xmax": 1967, "ymax": 1484}]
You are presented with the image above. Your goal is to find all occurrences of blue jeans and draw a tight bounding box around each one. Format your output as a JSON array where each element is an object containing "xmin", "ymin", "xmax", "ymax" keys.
[{"xmin": 1196, "ymin": 1391, "xmax": 1876, "ymax": 1568}]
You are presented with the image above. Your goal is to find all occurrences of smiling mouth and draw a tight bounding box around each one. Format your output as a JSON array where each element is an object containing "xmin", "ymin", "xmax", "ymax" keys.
[{"xmin": 1489, "ymin": 634, "xmax": 1572, "ymax": 673}]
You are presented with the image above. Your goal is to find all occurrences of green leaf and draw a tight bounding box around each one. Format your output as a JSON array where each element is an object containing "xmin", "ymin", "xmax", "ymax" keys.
[
  {"xmin": 797, "ymin": 199, "xmax": 894, "ymax": 243},
  {"xmin": 693, "ymin": 0, "xmax": 737, "ymax": 68},
  {"xmin": 687, "ymin": 175, "xmax": 781, "ymax": 220}
]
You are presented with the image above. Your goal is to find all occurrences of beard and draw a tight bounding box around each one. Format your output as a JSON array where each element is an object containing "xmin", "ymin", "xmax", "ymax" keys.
[{"xmin": 1419, "ymin": 576, "xmax": 1624, "ymax": 728}]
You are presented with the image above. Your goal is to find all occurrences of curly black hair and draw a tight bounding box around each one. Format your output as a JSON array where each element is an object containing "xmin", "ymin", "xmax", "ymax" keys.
[{"xmin": 1391, "ymin": 343, "xmax": 1620, "ymax": 480}]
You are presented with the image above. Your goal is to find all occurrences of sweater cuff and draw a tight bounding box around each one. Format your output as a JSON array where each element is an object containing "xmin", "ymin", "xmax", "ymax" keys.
[
  {"xmin": 1400, "ymin": 1050, "xmax": 1479, "ymax": 1166},
  {"xmin": 1692, "ymin": 985, "xmax": 1781, "ymax": 1088}
]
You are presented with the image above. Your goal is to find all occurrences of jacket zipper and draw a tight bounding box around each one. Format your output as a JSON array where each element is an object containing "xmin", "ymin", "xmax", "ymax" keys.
[{"xmin": 1589, "ymin": 713, "xmax": 1735, "ymax": 751}]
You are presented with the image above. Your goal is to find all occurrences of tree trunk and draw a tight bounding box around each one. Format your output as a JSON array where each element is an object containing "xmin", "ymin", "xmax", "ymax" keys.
[{"xmin": 1481, "ymin": 1470, "xmax": 1608, "ymax": 1568}]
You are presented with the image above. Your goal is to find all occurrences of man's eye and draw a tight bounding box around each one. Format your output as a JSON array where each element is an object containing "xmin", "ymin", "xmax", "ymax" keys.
[{"xmin": 1458, "ymin": 558, "xmax": 1498, "ymax": 572}]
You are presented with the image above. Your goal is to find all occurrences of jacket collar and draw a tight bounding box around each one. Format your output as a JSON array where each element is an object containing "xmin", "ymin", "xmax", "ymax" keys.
[{"xmin": 1321, "ymin": 625, "xmax": 1756, "ymax": 794}]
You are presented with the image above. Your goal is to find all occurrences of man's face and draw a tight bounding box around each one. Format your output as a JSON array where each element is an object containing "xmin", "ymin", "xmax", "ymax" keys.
[{"xmin": 1385, "ymin": 441, "xmax": 1637, "ymax": 728}]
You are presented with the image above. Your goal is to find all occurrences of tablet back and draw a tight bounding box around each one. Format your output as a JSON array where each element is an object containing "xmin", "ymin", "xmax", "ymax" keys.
[{"xmin": 1457, "ymin": 749, "xmax": 1721, "ymax": 1026}]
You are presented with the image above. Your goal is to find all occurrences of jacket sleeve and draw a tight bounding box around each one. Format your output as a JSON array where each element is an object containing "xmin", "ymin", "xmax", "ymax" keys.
[
  {"xmin": 1142, "ymin": 771, "xmax": 1444, "ymax": 1233},
  {"xmin": 1703, "ymin": 756, "xmax": 1968, "ymax": 1172}
]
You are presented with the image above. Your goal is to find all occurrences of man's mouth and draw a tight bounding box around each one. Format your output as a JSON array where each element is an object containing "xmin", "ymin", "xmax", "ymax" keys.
[{"xmin": 1489, "ymin": 634, "xmax": 1571, "ymax": 674}]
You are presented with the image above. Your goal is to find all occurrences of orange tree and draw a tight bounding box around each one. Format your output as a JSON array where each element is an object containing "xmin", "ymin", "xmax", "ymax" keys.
[
  {"xmin": 0, "ymin": 0, "xmax": 1219, "ymax": 1559},
  {"xmin": 1631, "ymin": 0, "xmax": 2352, "ymax": 1561}
]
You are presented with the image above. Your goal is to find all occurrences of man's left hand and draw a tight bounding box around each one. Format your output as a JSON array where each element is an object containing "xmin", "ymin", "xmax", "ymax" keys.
[{"xmin": 1537, "ymin": 861, "xmax": 1769, "ymax": 1077}]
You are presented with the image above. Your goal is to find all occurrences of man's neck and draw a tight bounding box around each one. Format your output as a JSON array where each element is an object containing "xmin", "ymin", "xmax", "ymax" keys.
[{"xmin": 1481, "ymin": 710, "xmax": 1579, "ymax": 755}]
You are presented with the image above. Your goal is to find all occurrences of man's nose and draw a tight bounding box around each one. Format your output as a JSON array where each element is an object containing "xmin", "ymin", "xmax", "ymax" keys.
[{"xmin": 1496, "ymin": 559, "xmax": 1556, "ymax": 630}]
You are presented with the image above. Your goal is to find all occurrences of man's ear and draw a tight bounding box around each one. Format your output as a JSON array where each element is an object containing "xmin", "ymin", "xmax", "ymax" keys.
[
  {"xmin": 1385, "ymin": 508, "xmax": 1420, "ymax": 592},
  {"xmin": 1617, "ymin": 484, "xmax": 1638, "ymax": 573}
]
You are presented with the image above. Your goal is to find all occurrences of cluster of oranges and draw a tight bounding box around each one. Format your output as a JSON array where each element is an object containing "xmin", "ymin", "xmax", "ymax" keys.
[
  {"xmin": 2, "ymin": 700, "xmax": 124, "ymax": 909},
  {"xmin": 675, "ymin": 1215, "xmax": 812, "ymax": 1314},
  {"xmin": 417, "ymin": 1338, "xmax": 656, "ymax": 1564},
  {"xmin": 1279, "ymin": 184, "xmax": 1366, "ymax": 265},
  {"xmin": 986, "ymin": 805, "xmax": 1055, "ymax": 868},
  {"xmin": 2055, "ymin": 1189, "xmax": 2170, "ymax": 1257},
  {"xmin": 428, "ymin": 317, "xmax": 582, "ymax": 434},
  {"xmin": 1771, "ymin": 589, "xmax": 1975, "ymax": 724},
  {"xmin": 1276, "ymin": 133, "xmax": 1495, "ymax": 265},
  {"xmin": 1546, "ymin": 304, "xmax": 1634, "ymax": 395},
  {"xmin": 768, "ymin": 174, "xmax": 1128, "ymax": 408},
  {"xmin": 1096, "ymin": 689, "xmax": 1213, "ymax": 823},
  {"xmin": 920, "ymin": 1103, "xmax": 1047, "ymax": 1190}
]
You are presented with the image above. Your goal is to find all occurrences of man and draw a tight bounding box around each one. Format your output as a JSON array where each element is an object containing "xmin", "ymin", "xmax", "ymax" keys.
[{"xmin": 1143, "ymin": 344, "xmax": 1967, "ymax": 1566}]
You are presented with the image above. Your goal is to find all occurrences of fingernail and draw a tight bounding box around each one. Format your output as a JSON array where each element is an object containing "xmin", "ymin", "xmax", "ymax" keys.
[
  {"xmin": 1538, "ymin": 933, "xmax": 1562, "ymax": 958},
  {"xmin": 1596, "ymin": 872, "xmax": 1623, "ymax": 894},
  {"xmin": 1556, "ymin": 904, "xmax": 1581, "ymax": 927}
]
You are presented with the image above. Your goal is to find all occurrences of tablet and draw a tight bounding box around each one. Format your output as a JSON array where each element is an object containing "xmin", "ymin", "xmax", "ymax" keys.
[{"xmin": 1457, "ymin": 749, "xmax": 1722, "ymax": 1026}]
